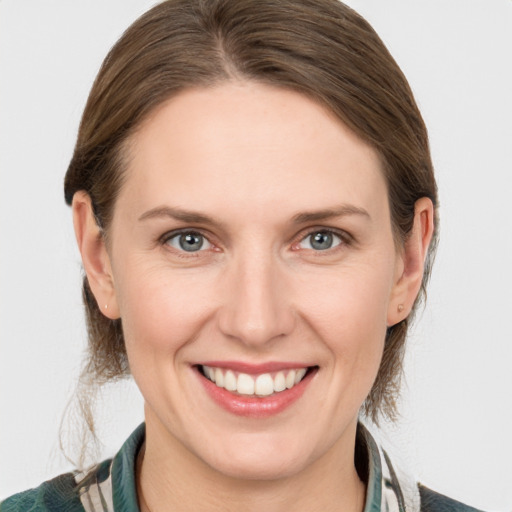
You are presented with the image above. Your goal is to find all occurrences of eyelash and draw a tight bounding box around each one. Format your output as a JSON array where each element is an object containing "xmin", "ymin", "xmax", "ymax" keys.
[{"xmin": 159, "ymin": 227, "xmax": 352, "ymax": 256}]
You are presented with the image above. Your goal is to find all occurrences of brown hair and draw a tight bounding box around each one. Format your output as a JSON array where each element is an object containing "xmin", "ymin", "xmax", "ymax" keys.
[{"xmin": 64, "ymin": 0, "xmax": 438, "ymax": 432}]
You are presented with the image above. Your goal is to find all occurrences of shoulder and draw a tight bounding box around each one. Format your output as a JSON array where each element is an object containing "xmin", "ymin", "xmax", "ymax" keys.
[
  {"xmin": 1, "ymin": 424, "xmax": 144, "ymax": 512},
  {"xmin": 1, "ymin": 472, "xmax": 84, "ymax": 512},
  {"xmin": 359, "ymin": 424, "xmax": 487, "ymax": 512},
  {"xmin": 419, "ymin": 485, "xmax": 486, "ymax": 512}
]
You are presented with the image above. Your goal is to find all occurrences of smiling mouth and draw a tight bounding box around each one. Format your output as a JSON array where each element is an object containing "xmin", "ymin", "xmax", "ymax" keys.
[{"xmin": 198, "ymin": 365, "xmax": 316, "ymax": 397}]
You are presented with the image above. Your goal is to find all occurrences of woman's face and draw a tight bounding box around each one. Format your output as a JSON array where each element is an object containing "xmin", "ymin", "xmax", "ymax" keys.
[{"xmin": 105, "ymin": 82, "xmax": 405, "ymax": 479}]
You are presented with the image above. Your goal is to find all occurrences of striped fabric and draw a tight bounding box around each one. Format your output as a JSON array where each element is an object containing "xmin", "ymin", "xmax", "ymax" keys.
[{"xmin": 75, "ymin": 462, "xmax": 115, "ymax": 512}]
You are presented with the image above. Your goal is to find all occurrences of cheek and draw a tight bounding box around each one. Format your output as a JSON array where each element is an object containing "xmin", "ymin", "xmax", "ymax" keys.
[
  {"xmin": 114, "ymin": 262, "xmax": 216, "ymax": 357},
  {"xmin": 296, "ymin": 262, "xmax": 393, "ymax": 391},
  {"xmin": 299, "ymin": 264, "xmax": 393, "ymax": 340}
]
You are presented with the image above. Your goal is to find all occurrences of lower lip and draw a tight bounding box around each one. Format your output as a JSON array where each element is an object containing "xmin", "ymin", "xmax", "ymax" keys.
[{"xmin": 196, "ymin": 367, "xmax": 316, "ymax": 418}]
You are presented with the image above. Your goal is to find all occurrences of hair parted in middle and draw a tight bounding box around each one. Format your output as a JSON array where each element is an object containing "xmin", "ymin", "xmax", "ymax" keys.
[{"xmin": 64, "ymin": 0, "xmax": 438, "ymax": 428}]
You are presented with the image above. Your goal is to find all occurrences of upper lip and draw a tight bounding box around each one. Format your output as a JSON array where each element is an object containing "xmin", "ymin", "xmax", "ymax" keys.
[{"xmin": 196, "ymin": 361, "xmax": 314, "ymax": 374}]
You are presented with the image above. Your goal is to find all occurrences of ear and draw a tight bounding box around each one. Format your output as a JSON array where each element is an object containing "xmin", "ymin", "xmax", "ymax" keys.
[
  {"xmin": 387, "ymin": 197, "xmax": 435, "ymax": 326},
  {"xmin": 72, "ymin": 191, "xmax": 120, "ymax": 319}
]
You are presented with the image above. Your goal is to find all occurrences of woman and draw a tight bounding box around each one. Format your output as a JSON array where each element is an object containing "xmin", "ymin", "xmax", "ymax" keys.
[{"xmin": 0, "ymin": 1, "xmax": 488, "ymax": 511}]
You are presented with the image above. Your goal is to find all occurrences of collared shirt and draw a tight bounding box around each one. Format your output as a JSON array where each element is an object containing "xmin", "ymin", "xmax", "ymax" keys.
[{"xmin": 0, "ymin": 423, "xmax": 483, "ymax": 512}]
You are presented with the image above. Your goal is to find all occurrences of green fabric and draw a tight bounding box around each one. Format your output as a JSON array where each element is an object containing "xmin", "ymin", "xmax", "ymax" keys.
[
  {"xmin": 111, "ymin": 423, "xmax": 144, "ymax": 512},
  {"xmin": 419, "ymin": 486, "xmax": 485, "ymax": 512},
  {"xmin": 0, "ymin": 472, "xmax": 83, "ymax": 512},
  {"xmin": 362, "ymin": 424, "xmax": 383, "ymax": 512}
]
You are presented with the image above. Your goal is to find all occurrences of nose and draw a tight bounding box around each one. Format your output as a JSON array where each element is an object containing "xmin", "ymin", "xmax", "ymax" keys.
[{"xmin": 217, "ymin": 250, "xmax": 295, "ymax": 348}]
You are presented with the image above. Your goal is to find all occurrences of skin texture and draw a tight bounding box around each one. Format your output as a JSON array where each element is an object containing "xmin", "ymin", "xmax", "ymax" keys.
[{"xmin": 73, "ymin": 82, "xmax": 434, "ymax": 512}]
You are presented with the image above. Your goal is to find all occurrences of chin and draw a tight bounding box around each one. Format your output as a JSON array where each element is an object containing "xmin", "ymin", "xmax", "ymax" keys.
[
  {"xmin": 209, "ymin": 453, "xmax": 306, "ymax": 482},
  {"xmin": 198, "ymin": 432, "xmax": 315, "ymax": 482}
]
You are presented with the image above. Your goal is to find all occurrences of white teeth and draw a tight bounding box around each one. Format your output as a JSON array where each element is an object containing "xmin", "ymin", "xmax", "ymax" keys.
[
  {"xmin": 274, "ymin": 371, "xmax": 286, "ymax": 392},
  {"xmin": 214, "ymin": 368, "xmax": 224, "ymax": 388},
  {"xmin": 237, "ymin": 373, "xmax": 255, "ymax": 395},
  {"xmin": 295, "ymin": 368, "xmax": 307, "ymax": 384},
  {"xmin": 202, "ymin": 365, "xmax": 310, "ymax": 396},
  {"xmin": 285, "ymin": 370, "xmax": 296, "ymax": 389},
  {"xmin": 255, "ymin": 374, "xmax": 274, "ymax": 396},
  {"xmin": 224, "ymin": 370, "xmax": 237, "ymax": 391}
]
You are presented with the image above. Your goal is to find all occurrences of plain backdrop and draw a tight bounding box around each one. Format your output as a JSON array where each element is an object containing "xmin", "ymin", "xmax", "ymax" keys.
[{"xmin": 1, "ymin": 1, "xmax": 511, "ymax": 510}]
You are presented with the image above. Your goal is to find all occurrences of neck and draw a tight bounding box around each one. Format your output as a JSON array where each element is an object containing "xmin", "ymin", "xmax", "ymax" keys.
[{"xmin": 137, "ymin": 408, "xmax": 366, "ymax": 512}]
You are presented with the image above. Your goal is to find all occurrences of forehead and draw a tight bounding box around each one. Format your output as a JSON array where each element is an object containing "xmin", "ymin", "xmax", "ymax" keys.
[{"xmin": 120, "ymin": 81, "xmax": 388, "ymax": 222}]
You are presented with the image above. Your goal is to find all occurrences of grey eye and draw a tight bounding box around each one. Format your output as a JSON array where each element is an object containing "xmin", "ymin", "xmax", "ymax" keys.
[
  {"xmin": 166, "ymin": 232, "xmax": 211, "ymax": 252},
  {"xmin": 299, "ymin": 231, "xmax": 342, "ymax": 251}
]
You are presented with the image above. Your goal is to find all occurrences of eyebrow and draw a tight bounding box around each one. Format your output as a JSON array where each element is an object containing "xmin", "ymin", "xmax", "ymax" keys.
[
  {"xmin": 138, "ymin": 203, "xmax": 370, "ymax": 225},
  {"xmin": 138, "ymin": 206, "xmax": 218, "ymax": 225},
  {"xmin": 291, "ymin": 205, "xmax": 371, "ymax": 224}
]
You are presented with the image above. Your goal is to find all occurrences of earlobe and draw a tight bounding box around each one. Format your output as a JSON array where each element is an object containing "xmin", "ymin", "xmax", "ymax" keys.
[
  {"xmin": 72, "ymin": 191, "xmax": 120, "ymax": 319},
  {"xmin": 387, "ymin": 197, "xmax": 434, "ymax": 327}
]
